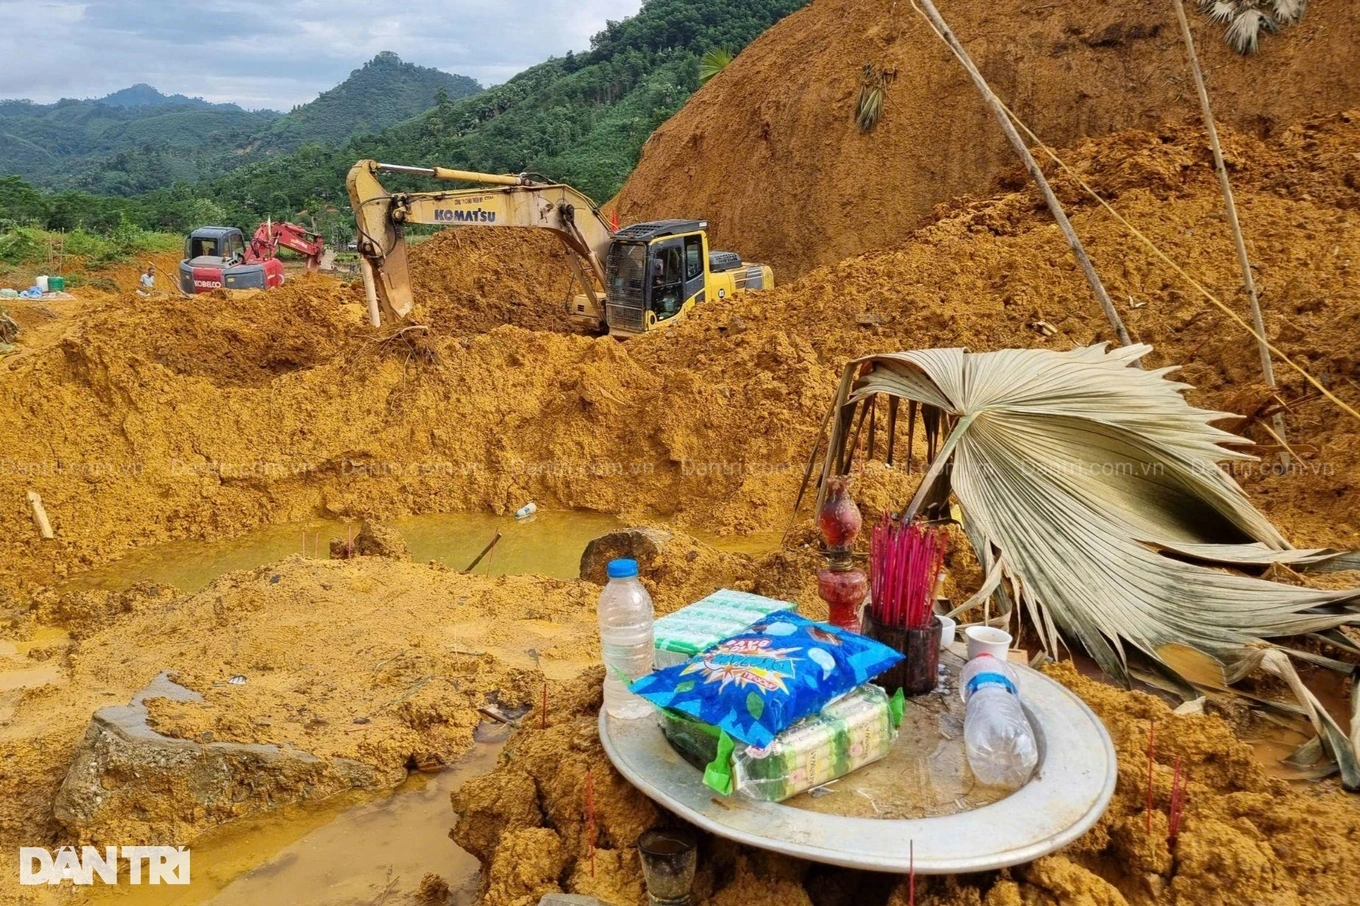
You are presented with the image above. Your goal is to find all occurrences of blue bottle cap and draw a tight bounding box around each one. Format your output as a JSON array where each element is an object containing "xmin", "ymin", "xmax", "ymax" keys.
[{"xmin": 607, "ymin": 558, "xmax": 639, "ymax": 579}]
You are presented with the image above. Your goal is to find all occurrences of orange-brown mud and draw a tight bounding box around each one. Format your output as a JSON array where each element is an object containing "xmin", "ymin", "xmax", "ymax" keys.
[
  {"xmin": 614, "ymin": 0, "xmax": 1360, "ymax": 281},
  {"xmin": 0, "ymin": 532, "xmax": 779, "ymax": 904},
  {"xmin": 4, "ymin": 115, "xmax": 1359, "ymax": 595},
  {"xmin": 1, "ymin": 9, "xmax": 1360, "ymax": 901}
]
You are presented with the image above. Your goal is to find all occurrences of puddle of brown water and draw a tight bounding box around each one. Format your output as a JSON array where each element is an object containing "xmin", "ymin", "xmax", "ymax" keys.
[
  {"xmin": 57, "ymin": 512, "xmax": 784, "ymax": 596},
  {"xmin": 70, "ymin": 739, "xmax": 503, "ymax": 906},
  {"xmin": 0, "ymin": 628, "xmax": 69, "ymax": 721},
  {"xmin": 59, "ymin": 510, "xmax": 625, "ymax": 594}
]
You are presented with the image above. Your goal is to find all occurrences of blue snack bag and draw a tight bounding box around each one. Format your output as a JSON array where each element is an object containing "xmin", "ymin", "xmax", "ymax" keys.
[{"xmin": 628, "ymin": 612, "xmax": 903, "ymax": 747}]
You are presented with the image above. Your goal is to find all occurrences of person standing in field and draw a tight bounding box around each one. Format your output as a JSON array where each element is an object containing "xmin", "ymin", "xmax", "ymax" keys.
[{"xmin": 139, "ymin": 266, "xmax": 155, "ymax": 295}]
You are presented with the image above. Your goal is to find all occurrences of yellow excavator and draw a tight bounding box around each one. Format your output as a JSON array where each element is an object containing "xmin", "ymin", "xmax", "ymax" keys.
[{"xmin": 346, "ymin": 160, "xmax": 773, "ymax": 336}]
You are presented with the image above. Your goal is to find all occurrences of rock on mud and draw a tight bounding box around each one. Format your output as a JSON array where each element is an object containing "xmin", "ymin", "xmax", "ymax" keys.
[
  {"xmin": 578, "ymin": 527, "xmax": 673, "ymax": 585},
  {"xmin": 329, "ymin": 519, "xmax": 412, "ymax": 561},
  {"xmin": 54, "ymin": 672, "xmax": 400, "ymax": 844}
]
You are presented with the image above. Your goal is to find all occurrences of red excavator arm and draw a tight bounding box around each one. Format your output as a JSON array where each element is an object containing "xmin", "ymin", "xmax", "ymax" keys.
[{"xmin": 249, "ymin": 220, "xmax": 327, "ymax": 271}]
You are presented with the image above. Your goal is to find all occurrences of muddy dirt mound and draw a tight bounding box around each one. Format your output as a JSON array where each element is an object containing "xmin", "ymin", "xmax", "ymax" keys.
[
  {"xmin": 454, "ymin": 662, "xmax": 1360, "ymax": 906},
  {"xmin": 69, "ymin": 274, "xmax": 365, "ymax": 388},
  {"xmin": 2, "ymin": 118, "xmax": 1357, "ymax": 591},
  {"xmin": 613, "ymin": 0, "xmax": 1360, "ymax": 280},
  {"xmin": 409, "ymin": 229, "xmax": 585, "ymax": 335},
  {"xmin": 0, "ymin": 533, "xmax": 771, "ymax": 861}
]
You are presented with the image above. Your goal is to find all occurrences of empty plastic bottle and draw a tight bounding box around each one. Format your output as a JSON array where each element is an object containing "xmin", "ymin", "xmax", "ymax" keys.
[
  {"xmin": 959, "ymin": 653, "xmax": 1038, "ymax": 789},
  {"xmin": 597, "ymin": 558, "xmax": 655, "ymax": 719}
]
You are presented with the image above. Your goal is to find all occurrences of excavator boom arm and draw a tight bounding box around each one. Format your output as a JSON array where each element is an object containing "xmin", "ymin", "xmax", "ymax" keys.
[{"xmin": 346, "ymin": 159, "xmax": 615, "ymax": 327}]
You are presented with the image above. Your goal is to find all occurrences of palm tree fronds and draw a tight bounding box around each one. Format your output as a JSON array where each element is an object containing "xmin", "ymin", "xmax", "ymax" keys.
[{"xmin": 699, "ymin": 48, "xmax": 733, "ymax": 85}]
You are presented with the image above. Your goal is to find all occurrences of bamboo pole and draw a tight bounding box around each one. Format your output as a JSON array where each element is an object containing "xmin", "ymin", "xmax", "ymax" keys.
[
  {"xmin": 1171, "ymin": 0, "xmax": 1289, "ymax": 456},
  {"xmin": 27, "ymin": 491, "xmax": 54, "ymax": 540},
  {"xmin": 912, "ymin": 0, "xmax": 1135, "ymax": 353}
]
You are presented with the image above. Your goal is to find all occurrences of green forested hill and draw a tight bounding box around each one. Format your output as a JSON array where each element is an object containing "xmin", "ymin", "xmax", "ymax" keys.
[
  {"xmin": 260, "ymin": 52, "xmax": 482, "ymax": 151},
  {"xmin": 1, "ymin": 0, "xmax": 803, "ymax": 239},
  {"xmin": 0, "ymin": 54, "xmax": 479, "ymax": 196},
  {"xmin": 0, "ymin": 97, "xmax": 276, "ymax": 187},
  {"xmin": 96, "ymin": 84, "xmax": 232, "ymax": 109},
  {"xmin": 207, "ymin": 0, "xmax": 804, "ymax": 226}
]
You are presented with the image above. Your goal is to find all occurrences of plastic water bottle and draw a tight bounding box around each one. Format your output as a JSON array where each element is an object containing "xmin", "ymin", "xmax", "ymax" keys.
[
  {"xmin": 598, "ymin": 558, "xmax": 655, "ymax": 719},
  {"xmin": 959, "ymin": 654, "xmax": 1038, "ymax": 789},
  {"xmin": 514, "ymin": 501, "xmax": 537, "ymax": 519}
]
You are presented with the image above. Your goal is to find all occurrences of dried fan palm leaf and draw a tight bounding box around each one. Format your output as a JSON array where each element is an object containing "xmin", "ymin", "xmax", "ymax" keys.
[{"xmin": 812, "ymin": 344, "xmax": 1360, "ymax": 785}]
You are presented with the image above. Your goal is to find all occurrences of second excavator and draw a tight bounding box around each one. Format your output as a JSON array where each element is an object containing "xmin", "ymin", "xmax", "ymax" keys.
[{"xmin": 347, "ymin": 160, "xmax": 772, "ymax": 336}]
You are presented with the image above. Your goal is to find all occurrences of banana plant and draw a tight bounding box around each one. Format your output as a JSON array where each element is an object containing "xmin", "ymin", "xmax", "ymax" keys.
[{"xmin": 810, "ymin": 344, "xmax": 1360, "ymax": 785}]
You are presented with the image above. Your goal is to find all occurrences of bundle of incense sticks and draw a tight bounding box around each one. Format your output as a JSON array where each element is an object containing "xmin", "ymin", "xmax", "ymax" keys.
[{"xmin": 869, "ymin": 516, "xmax": 947, "ymax": 630}]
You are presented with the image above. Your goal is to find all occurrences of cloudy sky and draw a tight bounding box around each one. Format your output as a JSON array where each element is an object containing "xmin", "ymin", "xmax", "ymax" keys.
[{"xmin": 0, "ymin": 0, "xmax": 644, "ymax": 110}]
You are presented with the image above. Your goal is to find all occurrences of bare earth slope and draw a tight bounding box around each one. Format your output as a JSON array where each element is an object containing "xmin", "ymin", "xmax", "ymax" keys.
[
  {"xmin": 613, "ymin": 0, "xmax": 1360, "ymax": 279},
  {"xmin": 2, "ymin": 117, "xmax": 1357, "ymax": 590}
]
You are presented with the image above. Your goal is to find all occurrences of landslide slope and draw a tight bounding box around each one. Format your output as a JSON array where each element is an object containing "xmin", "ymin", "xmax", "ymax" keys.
[
  {"xmin": 613, "ymin": 0, "xmax": 1360, "ymax": 279},
  {"xmin": 2, "ymin": 116, "xmax": 1358, "ymax": 590}
]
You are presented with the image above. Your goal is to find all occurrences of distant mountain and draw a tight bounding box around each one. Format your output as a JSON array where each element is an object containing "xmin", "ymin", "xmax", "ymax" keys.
[
  {"xmin": 0, "ymin": 96, "xmax": 278, "ymax": 190},
  {"xmin": 260, "ymin": 52, "xmax": 481, "ymax": 150},
  {"xmin": 0, "ymin": 54, "xmax": 479, "ymax": 195},
  {"xmin": 96, "ymin": 84, "xmax": 257, "ymax": 112},
  {"xmin": 207, "ymin": 0, "xmax": 806, "ymax": 216}
]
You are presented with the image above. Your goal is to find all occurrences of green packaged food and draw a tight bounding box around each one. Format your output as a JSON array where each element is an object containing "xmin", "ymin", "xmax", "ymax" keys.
[
  {"xmin": 696, "ymin": 683, "xmax": 904, "ymax": 802},
  {"xmin": 652, "ymin": 589, "xmax": 795, "ymax": 668},
  {"xmin": 657, "ymin": 708, "xmax": 722, "ymax": 770}
]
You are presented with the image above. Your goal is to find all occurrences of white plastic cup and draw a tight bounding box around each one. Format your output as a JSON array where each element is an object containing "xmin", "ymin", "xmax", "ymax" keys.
[
  {"xmin": 964, "ymin": 625, "xmax": 1012, "ymax": 660},
  {"xmin": 938, "ymin": 615, "xmax": 957, "ymax": 649}
]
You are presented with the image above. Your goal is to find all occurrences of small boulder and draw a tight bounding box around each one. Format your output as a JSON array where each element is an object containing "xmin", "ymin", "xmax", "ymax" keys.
[
  {"xmin": 330, "ymin": 520, "xmax": 412, "ymax": 561},
  {"xmin": 579, "ymin": 527, "xmax": 674, "ymax": 584}
]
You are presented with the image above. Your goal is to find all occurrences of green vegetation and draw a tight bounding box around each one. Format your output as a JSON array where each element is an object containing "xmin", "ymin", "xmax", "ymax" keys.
[
  {"xmin": 206, "ymin": 0, "xmax": 803, "ymax": 220},
  {"xmin": 3, "ymin": 0, "xmax": 805, "ymax": 248},
  {"xmin": 1, "ymin": 54, "xmax": 480, "ymax": 197},
  {"xmin": 0, "ymin": 96, "xmax": 275, "ymax": 190},
  {"xmin": 259, "ymin": 52, "xmax": 480, "ymax": 151},
  {"xmin": 0, "ymin": 223, "xmax": 178, "ymax": 271},
  {"xmin": 699, "ymin": 48, "xmax": 734, "ymax": 84}
]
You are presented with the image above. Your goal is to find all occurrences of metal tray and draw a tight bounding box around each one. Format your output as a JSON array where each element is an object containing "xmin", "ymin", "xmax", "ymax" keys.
[{"xmin": 600, "ymin": 664, "xmax": 1116, "ymax": 873}]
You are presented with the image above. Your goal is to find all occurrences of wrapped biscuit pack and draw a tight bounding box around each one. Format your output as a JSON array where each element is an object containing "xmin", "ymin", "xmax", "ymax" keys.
[
  {"xmin": 652, "ymin": 589, "xmax": 795, "ymax": 669},
  {"xmin": 698, "ymin": 683, "xmax": 904, "ymax": 802}
]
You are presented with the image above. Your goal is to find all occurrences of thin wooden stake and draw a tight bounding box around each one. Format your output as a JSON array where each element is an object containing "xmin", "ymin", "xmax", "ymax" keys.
[
  {"xmin": 906, "ymin": 400, "xmax": 917, "ymax": 474},
  {"xmin": 911, "ymin": 0, "xmax": 1136, "ymax": 354},
  {"xmin": 27, "ymin": 491, "xmax": 54, "ymax": 540},
  {"xmin": 885, "ymin": 397, "xmax": 900, "ymax": 466},
  {"xmin": 1171, "ymin": 0, "xmax": 1288, "ymax": 456},
  {"xmin": 867, "ymin": 396, "xmax": 878, "ymax": 462},
  {"xmin": 462, "ymin": 531, "xmax": 503, "ymax": 574}
]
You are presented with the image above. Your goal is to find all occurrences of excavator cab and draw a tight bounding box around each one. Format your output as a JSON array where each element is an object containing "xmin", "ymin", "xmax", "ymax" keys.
[{"xmin": 604, "ymin": 220, "xmax": 771, "ymax": 334}]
